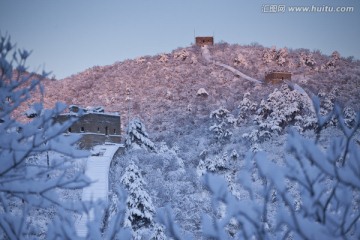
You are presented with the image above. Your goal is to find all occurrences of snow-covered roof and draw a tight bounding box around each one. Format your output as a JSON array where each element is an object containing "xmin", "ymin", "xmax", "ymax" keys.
[{"xmin": 65, "ymin": 105, "xmax": 119, "ymax": 116}]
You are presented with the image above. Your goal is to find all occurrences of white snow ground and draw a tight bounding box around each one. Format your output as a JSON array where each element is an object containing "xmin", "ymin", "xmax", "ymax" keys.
[{"xmin": 76, "ymin": 143, "xmax": 123, "ymax": 237}]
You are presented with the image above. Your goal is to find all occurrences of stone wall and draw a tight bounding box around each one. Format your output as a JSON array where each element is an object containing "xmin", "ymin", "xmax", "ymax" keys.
[
  {"xmin": 77, "ymin": 134, "xmax": 121, "ymax": 149},
  {"xmin": 54, "ymin": 113, "xmax": 121, "ymax": 149},
  {"xmin": 265, "ymin": 71, "xmax": 292, "ymax": 84}
]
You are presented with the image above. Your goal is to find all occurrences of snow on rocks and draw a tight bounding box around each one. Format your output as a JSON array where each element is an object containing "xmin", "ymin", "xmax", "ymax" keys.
[
  {"xmin": 158, "ymin": 53, "xmax": 169, "ymax": 63},
  {"xmin": 322, "ymin": 51, "xmax": 341, "ymax": 70},
  {"xmin": 197, "ymin": 88, "xmax": 209, "ymax": 97},
  {"xmin": 165, "ymin": 90, "xmax": 172, "ymax": 100},
  {"xmin": 174, "ymin": 49, "xmax": 190, "ymax": 61},
  {"xmin": 135, "ymin": 57, "xmax": 146, "ymax": 64}
]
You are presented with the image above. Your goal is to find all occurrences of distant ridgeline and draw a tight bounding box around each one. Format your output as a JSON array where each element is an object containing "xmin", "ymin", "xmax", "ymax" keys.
[{"xmin": 54, "ymin": 105, "xmax": 121, "ymax": 149}]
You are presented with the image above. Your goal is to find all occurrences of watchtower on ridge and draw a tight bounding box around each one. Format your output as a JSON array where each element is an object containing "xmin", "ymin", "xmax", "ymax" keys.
[
  {"xmin": 265, "ymin": 71, "xmax": 292, "ymax": 84},
  {"xmin": 195, "ymin": 36, "xmax": 214, "ymax": 47}
]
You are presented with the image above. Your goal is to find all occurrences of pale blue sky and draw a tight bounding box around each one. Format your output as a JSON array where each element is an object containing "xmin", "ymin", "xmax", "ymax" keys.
[{"xmin": 1, "ymin": 0, "xmax": 359, "ymax": 79}]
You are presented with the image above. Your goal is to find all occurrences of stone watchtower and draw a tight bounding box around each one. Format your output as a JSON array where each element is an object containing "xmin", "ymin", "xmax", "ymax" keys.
[
  {"xmin": 195, "ymin": 36, "xmax": 214, "ymax": 47},
  {"xmin": 265, "ymin": 71, "xmax": 292, "ymax": 84},
  {"xmin": 54, "ymin": 105, "xmax": 121, "ymax": 149}
]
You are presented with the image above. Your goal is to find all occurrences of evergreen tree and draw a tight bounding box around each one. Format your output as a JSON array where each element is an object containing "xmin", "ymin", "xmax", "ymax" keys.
[
  {"xmin": 125, "ymin": 118, "xmax": 155, "ymax": 151},
  {"xmin": 121, "ymin": 161, "xmax": 155, "ymax": 231}
]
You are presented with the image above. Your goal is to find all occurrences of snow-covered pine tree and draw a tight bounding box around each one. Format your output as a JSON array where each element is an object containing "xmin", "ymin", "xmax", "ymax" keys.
[
  {"xmin": 319, "ymin": 87, "xmax": 338, "ymax": 116},
  {"xmin": 125, "ymin": 118, "xmax": 155, "ymax": 151},
  {"xmin": 238, "ymin": 92, "xmax": 257, "ymax": 122},
  {"xmin": 343, "ymin": 106, "xmax": 357, "ymax": 127},
  {"xmin": 197, "ymin": 153, "xmax": 228, "ymax": 176},
  {"xmin": 318, "ymin": 87, "xmax": 340, "ymax": 126},
  {"xmin": 209, "ymin": 107, "xmax": 236, "ymax": 141},
  {"xmin": 150, "ymin": 224, "xmax": 167, "ymax": 240},
  {"xmin": 121, "ymin": 161, "xmax": 155, "ymax": 232}
]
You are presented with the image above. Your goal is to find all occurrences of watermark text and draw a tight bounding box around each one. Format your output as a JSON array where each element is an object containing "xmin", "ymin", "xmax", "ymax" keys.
[{"xmin": 262, "ymin": 4, "xmax": 354, "ymax": 13}]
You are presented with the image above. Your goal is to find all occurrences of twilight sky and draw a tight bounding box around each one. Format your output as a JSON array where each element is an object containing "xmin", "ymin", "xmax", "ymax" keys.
[{"xmin": 1, "ymin": 0, "xmax": 359, "ymax": 79}]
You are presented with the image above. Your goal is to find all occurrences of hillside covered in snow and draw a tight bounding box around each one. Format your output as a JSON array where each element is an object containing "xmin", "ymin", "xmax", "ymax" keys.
[
  {"xmin": 38, "ymin": 43, "xmax": 360, "ymax": 139},
  {"xmin": 7, "ymin": 41, "xmax": 360, "ymax": 239}
]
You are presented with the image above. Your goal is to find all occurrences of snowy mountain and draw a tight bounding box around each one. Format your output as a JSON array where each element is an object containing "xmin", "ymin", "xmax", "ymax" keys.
[
  {"xmin": 37, "ymin": 43, "xmax": 360, "ymax": 140},
  {"xmin": 9, "ymin": 41, "xmax": 360, "ymax": 239}
]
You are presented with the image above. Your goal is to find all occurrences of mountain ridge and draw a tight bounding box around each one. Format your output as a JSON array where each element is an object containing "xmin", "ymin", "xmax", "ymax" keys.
[{"xmin": 36, "ymin": 42, "xmax": 360, "ymax": 139}]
